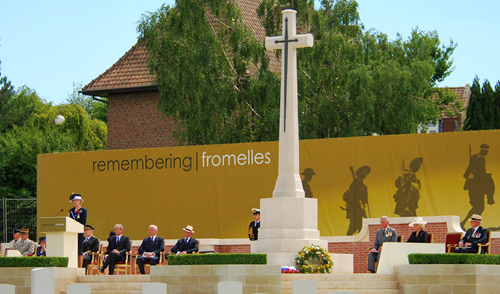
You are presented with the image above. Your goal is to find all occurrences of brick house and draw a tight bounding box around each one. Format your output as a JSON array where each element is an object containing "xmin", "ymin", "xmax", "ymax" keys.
[{"xmin": 81, "ymin": 0, "xmax": 278, "ymax": 150}]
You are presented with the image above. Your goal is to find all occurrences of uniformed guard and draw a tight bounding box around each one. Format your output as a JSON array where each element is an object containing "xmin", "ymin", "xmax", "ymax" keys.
[
  {"xmin": 13, "ymin": 228, "xmax": 36, "ymax": 256},
  {"xmin": 248, "ymin": 208, "xmax": 260, "ymax": 241}
]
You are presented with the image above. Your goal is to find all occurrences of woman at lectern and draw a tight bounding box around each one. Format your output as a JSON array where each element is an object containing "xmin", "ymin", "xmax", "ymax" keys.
[{"xmin": 69, "ymin": 193, "xmax": 87, "ymax": 267}]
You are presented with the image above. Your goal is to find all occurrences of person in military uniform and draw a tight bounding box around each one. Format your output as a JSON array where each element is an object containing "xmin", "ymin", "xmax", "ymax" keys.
[
  {"xmin": 171, "ymin": 225, "xmax": 199, "ymax": 254},
  {"xmin": 248, "ymin": 208, "xmax": 260, "ymax": 241},
  {"xmin": 461, "ymin": 144, "xmax": 495, "ymax": 229},
  {"xmin": 454, "ymin": 214, "xmax": 488, "ymax": 254},
  {"xmin": 37, "ymin": 237, "xmax": 47, "ymax": 256},
  {"xmin": 341, "ymin": 166, "xmax": 371, "ymax": 236},
  {"xmin": 13, "ymin": 228, "xmax": 36, "ymax": 256},
  {"xmin": 82, "ymin": 225, "xmax": 99, "ymax": 271},
  {"xmin": 9, "ymin": 228, "xmax": 21, "ymax": 247},
  {"xmin": 68, "ymin": 193, "xmax": 87, "ymax": 267},
  {"xmin": 393, "ymin": 157, "xmax": 423, "ymax": 217}
]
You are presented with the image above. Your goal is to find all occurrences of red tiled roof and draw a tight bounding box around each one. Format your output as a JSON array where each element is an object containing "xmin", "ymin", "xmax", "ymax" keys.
[
  {"xmin": 82, "ymin": 0, "xmax": 280, "ymax": 95},
  {"xmin": 438, "ymin": 84, "xmax": 471, "ymax": 119}
]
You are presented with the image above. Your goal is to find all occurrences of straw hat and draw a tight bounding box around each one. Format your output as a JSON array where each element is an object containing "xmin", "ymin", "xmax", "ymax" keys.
[
  {"xmin": 183, "ymin": 225, "xmax": 195, "ymax": 233},
  {"xmin": 469, "ymin": 214, "xmax": 482, "ymax": 222}
]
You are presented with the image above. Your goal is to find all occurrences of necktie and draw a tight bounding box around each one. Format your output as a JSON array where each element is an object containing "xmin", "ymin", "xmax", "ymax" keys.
[
  {"xmin": 185, "ymin": 238, "xmax": 188, "ymax": 243},
  {"xmin": 150, "ymin": 237, "xmax": 154, "ymax": 243},
  {"xmin": 116, "ymin": 236, "xmax": 119, "ymax": 244}
]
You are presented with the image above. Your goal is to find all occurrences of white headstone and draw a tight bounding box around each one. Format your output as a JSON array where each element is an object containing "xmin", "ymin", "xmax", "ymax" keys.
[
  {"xmin": 31, "ymin": 268, "xmax": 54, "ymax": 294},
  {"xmin": 66, "ymin": 283, "xmax": 91, "ymax": 294},
  {"xmin": 217, "ymin": 281, "xmax": 242, "ymax": 294},
  {"xmin": 0, "ymin": 284, "xmax": 15, "ymax": 294},
  {"xmin": 143, "ymin": 282, "xmax": 167, "ymax": 294},
  {"xmin": 293, "ymin": 280, "xmax": 317, "ymax": 294},
  {"xmin": 252, "ymin": 9, "xmax": 328, "ymax": 266}
]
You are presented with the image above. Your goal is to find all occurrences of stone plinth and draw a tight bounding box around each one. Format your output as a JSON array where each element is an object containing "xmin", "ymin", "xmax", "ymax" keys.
[
  {"xmin": 0, "ymin": 267, "xmax": 84, "ymax": 294},
  {"xmin": 150, "ymin": 264, "xmax": 281, "ymax": 294},
  {"xmin": 252, "ymin": 197, "xmax": 328, "ymax": 266},
  {"xmin": 394, "ymin": 264, "xmax": 500, "ymax": 293}
]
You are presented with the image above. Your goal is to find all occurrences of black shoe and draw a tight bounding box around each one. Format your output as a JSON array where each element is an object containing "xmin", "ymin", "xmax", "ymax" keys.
[{"xmin": 98, "ymin": 267, "xmax": 104, "ymax": 273}]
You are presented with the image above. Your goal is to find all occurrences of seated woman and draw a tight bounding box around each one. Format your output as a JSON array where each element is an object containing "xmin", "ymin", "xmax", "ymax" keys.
[{"xmin": 407, "ymin": 217, "xmax": 428, "ymax": 243}]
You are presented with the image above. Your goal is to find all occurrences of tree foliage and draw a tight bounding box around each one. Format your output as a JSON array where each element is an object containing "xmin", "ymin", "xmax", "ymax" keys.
[
  {"xmin": 464, "ymin": 76, "xmax": 500, "ymax": 131},
  {"xmin": 138, "ymin": 0, "xmax": 460, "ymax": 145},
  {"xmin": 64, "ymin": 82, "xmax": 108, "ymax": 123}
]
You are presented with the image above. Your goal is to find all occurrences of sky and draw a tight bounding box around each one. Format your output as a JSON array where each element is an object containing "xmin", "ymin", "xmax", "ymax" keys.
[{"xmin": 1, "ymin": 0, "xmax": 499, "ymax": 105}]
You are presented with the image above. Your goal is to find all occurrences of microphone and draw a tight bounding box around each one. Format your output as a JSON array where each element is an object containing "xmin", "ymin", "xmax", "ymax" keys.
[{"xmin": 54, "ymin": 209, "xmax": 64, "ymax": 217}]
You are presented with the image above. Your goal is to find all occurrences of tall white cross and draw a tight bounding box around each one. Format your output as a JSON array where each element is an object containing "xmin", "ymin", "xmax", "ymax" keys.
[{"xmin": 265, "ymin": 9, "xmax": 313, "ymax": 198}]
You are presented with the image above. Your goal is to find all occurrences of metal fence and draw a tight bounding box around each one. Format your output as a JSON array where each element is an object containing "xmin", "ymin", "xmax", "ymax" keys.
[{"xmin": 0, "ymin": 198, "xmax": 37, "ymax": 243}]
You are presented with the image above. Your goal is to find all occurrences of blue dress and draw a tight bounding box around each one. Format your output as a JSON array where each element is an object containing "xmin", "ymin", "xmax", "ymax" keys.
[
  {"xmin": 69, "ymin": 207, "xmax": 87, "ymax": 255},
  {"xmin": 37, "ymin": 246, "xmax": 46, "ymax": 256}
]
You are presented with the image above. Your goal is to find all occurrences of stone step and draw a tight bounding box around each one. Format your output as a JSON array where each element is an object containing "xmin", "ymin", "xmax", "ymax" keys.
[
  {"xmin": 77, "ymin": 275, "xmax": 150, "ymax": 283},
  {"xmin": 282, "ymin": 290, "xmax": 401, "ymax": 294},
  {"xmin": 282, "ymin": 280, "xmax": 398, "ymax": 290},
  {"xmin": 281, "ymin": 273, "xmax": 396, "ymax": 281}
]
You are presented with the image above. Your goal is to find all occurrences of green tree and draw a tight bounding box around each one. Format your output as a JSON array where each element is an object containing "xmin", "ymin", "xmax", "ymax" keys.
[
  {"xmin": 482, "ymin": 80, "xmax": 496, "ymax": 129},
  {"xmin": 463, "ymin": 77, "xmax": 500, "ymax": 131},
  {"xmin": 0, "ymin": 72, "xmax": 16, "ymax": 133},
  {"xmin": 138, "ymin": 0, "xmax": 459, "ymax": 144},
  {"xmin": 64, "ymin": 82, "xmax": 108, "ymax": 123}
]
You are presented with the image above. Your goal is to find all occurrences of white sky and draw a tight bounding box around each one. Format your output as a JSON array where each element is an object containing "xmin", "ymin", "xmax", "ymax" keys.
[{"xmin": 1, "ymin": 0, "xmax": 498, "ymax": 105}]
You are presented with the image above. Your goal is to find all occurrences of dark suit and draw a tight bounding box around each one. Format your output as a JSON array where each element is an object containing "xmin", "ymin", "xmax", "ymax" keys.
[
  {"xmin": 82, "ymin": 236, "xmax": 99, "ymax": 269},
  {"xmin": 103, "ymin": 235, "xmax": 130, "ymax": 275},
  {"xmin": 248, "ymin": 221, "xmax": 260, "ymax": 241},
  {"xmin": 367, "ymin": 226, "xmax": 397, "ymax": 272},
  {"xmin": 454, "ymin": 226, "xmax": 488, "ymax": 253},
  {"xmin": 136, "ymin": 236, "xmax": 165, "ymax": 274},
  {"xmin": 171, "ymin": 237, "xmax": 199, "ymax": 254},
  {"xmin": 407, "ymin": 231, "xmax": 428, "ymax": 243},
  {"xmin": 36, "ymin": 246, "xmax": 46, "ymax": 256}
]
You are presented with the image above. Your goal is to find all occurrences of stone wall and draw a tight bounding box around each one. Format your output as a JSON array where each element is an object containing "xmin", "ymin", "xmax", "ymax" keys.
[
  {"xmin": 0, "ymin": 267, "xmax": 84, "ymax": 294},
  {"xmin": 394, "ymin": 264, "xmax": 500, "ymax": 293},
  {"xmin": 150, "ymin": 264, "xmax": 281, "ymax": 294}
]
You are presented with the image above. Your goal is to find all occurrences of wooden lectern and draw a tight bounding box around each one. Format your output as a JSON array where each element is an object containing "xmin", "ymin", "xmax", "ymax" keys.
[{"xmin": 39, "ymin": 217, "xmax": 83, "ymax": 268}]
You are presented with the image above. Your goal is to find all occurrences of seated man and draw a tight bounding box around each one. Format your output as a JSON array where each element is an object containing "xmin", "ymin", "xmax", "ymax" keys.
[
  {"xmin": 454, "ymin": 214, "xmax": 488, "ymax": 253},
  {"xmin": 82, "ymin": 225, "xmax": 99, "ymax": 270},
  {"xmin": 99, "ymin": 224, "xmax": 130, "ymax": 275},
  {"xmin": 9, "ymin": 229, "xmax": 21, "ymax": 247},
  {"xmin": 36, "ymin": 237, "xmax": 47, "ymax": 256},
  {"xmin": 13, "ymin": 228, "xmax": 36, "ymax": 256},
  {"xmin": 171, "ymin": 225, "xmax": 199, "ymax": 255},
  {"xmin": 367, "ymin": 216, "xmax": 397, "ymax": 273},
  {"xmin": 137, "ymin": 225, "xmax": 165, "ymax": 274}
]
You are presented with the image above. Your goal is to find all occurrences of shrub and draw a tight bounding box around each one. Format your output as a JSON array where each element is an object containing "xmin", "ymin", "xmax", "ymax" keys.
[
  {"xmin": 0, "ymin": 257, "xmax": 68, "ymax": 267},
  {"xmin": 408, "ymin": 253, "xmax": 500, "ymax": 265},
  {"xmin": 168, "ymin": 253, "xmax": 266, "ymax": 265}
]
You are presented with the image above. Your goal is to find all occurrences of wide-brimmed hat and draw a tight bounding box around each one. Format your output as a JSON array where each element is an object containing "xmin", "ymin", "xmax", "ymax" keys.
[
  {"xmin": 183, "ymin": 225, "xmax": 195, "ymax": 233},
  {"xmin": 39, "ymin": 236, "xmax": 46, "ymax": 244},
  {"xmin": 252, "ymin": 208, "xmax": 260, "ymax": 215},
  {"xmin": 409, "ymin": 217, "xmax": 427, "ymax": 227},
  {"xmin": 469, "ymin": 214, "xmax": 482, "ymax": 222},
  {"xmin": 69, "ymin": 193, "xmax": 84, "ymax": 203}
]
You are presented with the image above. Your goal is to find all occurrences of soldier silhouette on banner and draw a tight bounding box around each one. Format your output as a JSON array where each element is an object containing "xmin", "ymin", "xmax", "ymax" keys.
[
  {"xmin": 393, "ymin": 157, "xmax": 423, "ymax": 217},
  {"xmin": 461, "ymin": 144, "xmax": 495, "ymax": 229},
  {"xmin": 341, "ymin": 166, "xmax": 371, "ymax": 236},
  {"xmin": 301, "ymin": 168, "xmax": 316, "ymax": 198}
]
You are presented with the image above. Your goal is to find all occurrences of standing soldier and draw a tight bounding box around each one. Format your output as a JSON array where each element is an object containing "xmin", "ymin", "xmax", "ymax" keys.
[
  {"xmin": 462, "ymin": 144, "xmax": 495, "ymax": 229},
  {"xmin": 301, "ymin": 168, "xmax": 316, "ymax": 198},
  {"xmin": 248, "ymin": 208, "xmax": 260, "ymax": 241},
  {"xmin": 341, "ymin": 166, "xmax": 371, "ymax": 236}
]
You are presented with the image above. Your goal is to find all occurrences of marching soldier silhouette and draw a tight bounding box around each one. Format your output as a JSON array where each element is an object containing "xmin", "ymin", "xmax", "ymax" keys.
[
  {"xmin": 393, "ymin": 157, "xmax": 423, "ymax": 217},
  {"xmin": 461, "ymin": 144, "xmax": 495, "ymax": 229},
  {"xmin": 341, "ymin": 166, "xmax": 371, "ymax": 236}
]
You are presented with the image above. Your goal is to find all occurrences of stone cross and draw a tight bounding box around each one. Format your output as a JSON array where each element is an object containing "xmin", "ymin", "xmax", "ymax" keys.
[{"xmin": 265, "ymin": 9, "xmax": 313, "ymax": 198}]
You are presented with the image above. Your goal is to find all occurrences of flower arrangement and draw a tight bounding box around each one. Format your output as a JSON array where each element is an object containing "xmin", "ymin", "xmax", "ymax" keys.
[
  {"xmin": 281, "ymin": 266, "xmax": 300, "ymax": 274},
  {"xmin": 295, "ymin": 244, "xmax": 334, "ymax": 273}
]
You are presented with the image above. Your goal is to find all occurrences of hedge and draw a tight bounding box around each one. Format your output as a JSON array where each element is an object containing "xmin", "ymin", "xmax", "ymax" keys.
[
  {"xmin": 168, "ymin": 253, "xmax": 267, "ymax": 265},
  {"xmin": 408, "ymin": 253, "xmax": 500, "ymax": 265},
  {"xmin": 0, "ymin": 257, "xmax": 68, "ymax": 267}
]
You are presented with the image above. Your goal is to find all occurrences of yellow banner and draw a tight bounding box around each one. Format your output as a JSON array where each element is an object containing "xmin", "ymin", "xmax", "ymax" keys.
[{"xmin": 37, "ymin": 130, "xmax": 500, "ymax": 240}]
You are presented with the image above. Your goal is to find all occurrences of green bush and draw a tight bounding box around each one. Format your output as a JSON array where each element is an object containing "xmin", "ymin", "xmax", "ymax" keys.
[
  {"xmin": 408, "ymin": 253, "xmax": 500, "ymax": 265},
  {"xmin": 0, "ymin": 257, "xmax": 68, "ymax": 267},
  {"xmin": 168, "ymin": 254, "xmax": 267, "ymax": 265}
]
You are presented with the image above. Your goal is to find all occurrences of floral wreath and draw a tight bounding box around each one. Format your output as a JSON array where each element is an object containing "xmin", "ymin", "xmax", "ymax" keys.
[{"xmin": 295, "ymin": 244, "xmax": 333, "ymax": 273}]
